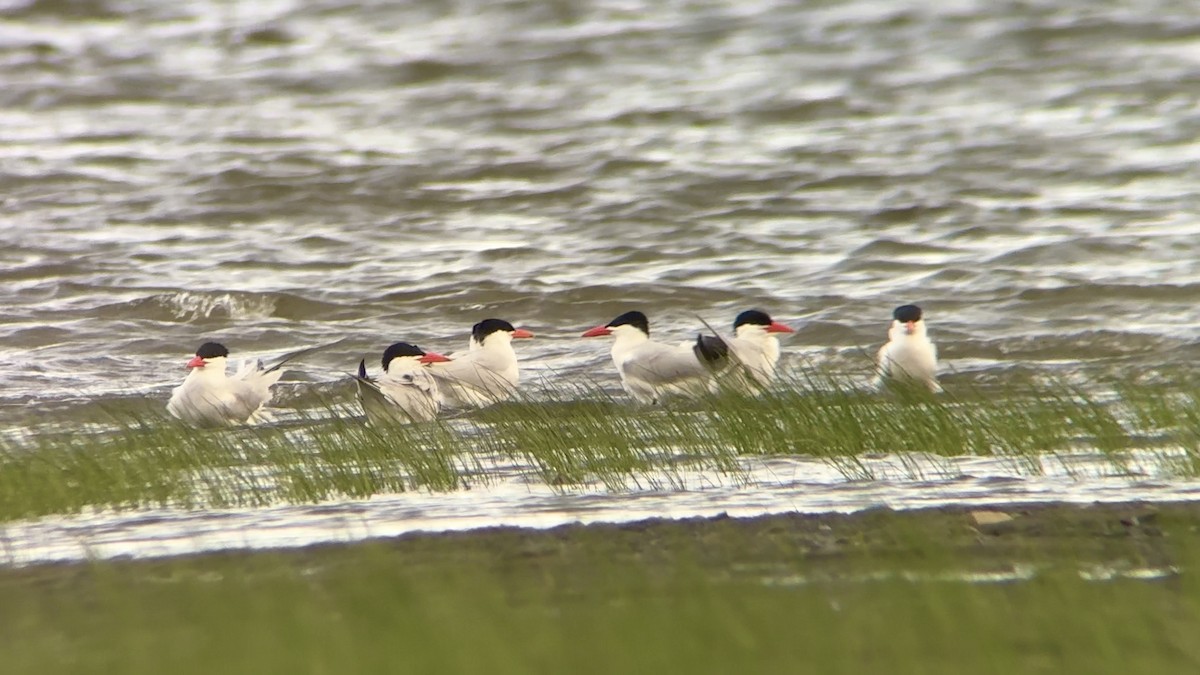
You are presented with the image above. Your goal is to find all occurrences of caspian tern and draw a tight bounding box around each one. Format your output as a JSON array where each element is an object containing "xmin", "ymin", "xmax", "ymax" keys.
[
  {"xmin": 427, "ymin": 319, "xmax": 534, "ymax": 408},
  {"xmin": 873, "ymin": 304, "xmax": 942, "ymax": 393},
  {"xmin": 355, "ymin": 342, "xmax": 451, "ymax": 424},
  {"xmin": 724, "ymin": 309, "xmax": 795, "ymax": 388},
  {"xmin": 582, "ymin": 310, "xmax": 726, "ymax": 404},
  {"xmin": 167, "ymin": 342, "xmax": 285, "ymax": 427}
]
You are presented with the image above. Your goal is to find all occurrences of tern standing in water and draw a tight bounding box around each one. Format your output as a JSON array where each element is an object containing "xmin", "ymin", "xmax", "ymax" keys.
[
  {"xmin": 874, "ymin": 304, "xmax": 942, "ymax": 393},
  {"xmin": 427, "ymin": 319, "xmax": 534, "ymax": 407},
  {"xmin": 582, "ymin": 310, "xmax": 726, "ymax": 404},
  {"xmin": 355, "ymin": 342, "xmax": 450, "ymax": 423},
  {"xmin": 723, "ymin": 309, "xmax": 795, "ymax": 389},
  {"xmin": 167, "ymin": 342, "xmax": 285, "ymax": 426}
]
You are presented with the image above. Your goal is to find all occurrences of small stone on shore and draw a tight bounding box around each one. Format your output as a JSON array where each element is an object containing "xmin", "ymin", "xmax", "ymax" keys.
[{"xmin": 971, "ymin": 510, "xmax": 1016, "ymax": 534}]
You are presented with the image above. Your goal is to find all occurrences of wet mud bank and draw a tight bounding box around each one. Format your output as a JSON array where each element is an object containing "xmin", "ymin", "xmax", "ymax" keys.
[{"xmin": 4, "ymin": 500, "xmax": 1196, "ymax": 586}]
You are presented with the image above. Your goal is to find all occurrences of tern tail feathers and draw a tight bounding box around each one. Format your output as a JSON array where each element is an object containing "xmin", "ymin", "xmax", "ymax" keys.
[
  {"xmin": 693, "ymin": 334, "xmax": 729, "ymax": 366},
  {"xmin": 262, "ymin": 337, "xmax": 350, "ymax": 373},
  {"xmin": 691, "ymin": 315, "xmax": 731, "ymax": 367}
]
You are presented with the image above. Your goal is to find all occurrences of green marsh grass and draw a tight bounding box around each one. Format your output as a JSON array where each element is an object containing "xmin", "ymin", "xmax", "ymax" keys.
[
  {"xmin": 694, "ymin": 366, "xmax": 1172, "ymax": 479},
  {"xmin": 1, "ymin": 504, "xmax": 1199, "ymax": 674},
  {"xmin": 0, "ymin": 403, "xmax": 472, "ymax": 521},
  {"xmin": 474, "ymin": 379, "xmax": 744, "ymax": 490},
  {"xmin": 2, "ymin": 370, "xmax": 1200, "ymax": 521}
]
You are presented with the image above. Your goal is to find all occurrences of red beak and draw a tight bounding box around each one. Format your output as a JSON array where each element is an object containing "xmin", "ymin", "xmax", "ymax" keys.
[
  {"xmin": 582, "ymin": 325, "xmax": 612, "ymax": 338},
  {"xmin": 186, "ymin": 355, "xmax": 207, "ymax": 369},
  {"xmin": 511, "ymin": 328, "xmax": 534, "ymax": 339},
  {"xmin": 904, "ymin": 321, "xmax": 917, "ymax": 334},
  {"xmin": 419, "ymin": 352, "xmax": 451, "ymax": 364},
  {"xmin": 767, "ymin": 321, "xmax": 795, "ymax": 334}
]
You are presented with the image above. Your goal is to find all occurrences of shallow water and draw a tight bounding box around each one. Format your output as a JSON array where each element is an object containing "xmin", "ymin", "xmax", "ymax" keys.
[
  {"xmin": 3, "ymin": 449, "xmax": 1197, "ymax": 565},
  {"xmin": 3, "ymin": 0, "xmax": 1200, "ymax": 556},
  {"xmin": 4, "ymin": 0, "xmax": 1200, "ymax": 414}
]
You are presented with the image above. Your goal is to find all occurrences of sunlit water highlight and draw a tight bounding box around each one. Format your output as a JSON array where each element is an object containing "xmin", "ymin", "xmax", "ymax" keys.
[{"xmin": 3, "ymin": 449, "xmax": 1198, "ymax": 566}]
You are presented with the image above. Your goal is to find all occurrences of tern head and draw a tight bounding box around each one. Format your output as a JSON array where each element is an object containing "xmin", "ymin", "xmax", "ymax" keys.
[
  {"xmin": 382, "ymin": 342, "xmax": 449, "ymax": 372},
  {"xmin": 582, "ymin": 310, "xmax": 650, "ymax": 339},
  {"xmin": 733, "ymin": 309, "xmax": 795, "ymax": 338},
  {"xmin": 186, "ymin": 342, "xmax": 230, "ymax": 369},
  {"xmin": 472, "ymin": 318, "xmax": 534, "ymax": 348},
  {"xmin": 891, "ymin": 304, "xmax": 925, "ymax": 336}
]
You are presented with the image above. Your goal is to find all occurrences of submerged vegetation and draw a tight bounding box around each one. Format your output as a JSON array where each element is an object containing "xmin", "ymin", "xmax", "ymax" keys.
[{"xmin": 0, "ymin": 367, "xmax": 1199, "ymax": 522}]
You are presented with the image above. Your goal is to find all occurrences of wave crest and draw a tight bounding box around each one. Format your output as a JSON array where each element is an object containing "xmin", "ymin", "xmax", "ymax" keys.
[{"xmin": 158, "ymin": 292, "xmax": 277, "ymax": 322}]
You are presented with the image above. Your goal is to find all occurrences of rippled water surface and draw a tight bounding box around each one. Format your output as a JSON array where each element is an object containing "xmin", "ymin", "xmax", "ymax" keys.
[{"xmin": 3, "ymin": 0, "xmax": 1200, "ymax": 556}]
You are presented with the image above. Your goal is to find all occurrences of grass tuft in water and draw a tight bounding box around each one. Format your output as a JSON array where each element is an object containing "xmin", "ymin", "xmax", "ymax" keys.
[
  {"xmin": 473, "ymin": 378, "xmax": 742, "ymax": 490},
  {"xmin": 0, "ymin": 401, "xmax": 474, "ymax": 521},
  {"xmin": 3, "ymin": 367, "xmax": 1200, "ymax": 521}
]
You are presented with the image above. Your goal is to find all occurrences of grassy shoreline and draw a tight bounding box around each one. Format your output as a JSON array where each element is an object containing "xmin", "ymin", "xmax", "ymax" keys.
[
  {"xmin": 2, "ymin": 501, "xmax": 1199, "ymax": 674},
  {"xmin": 6, "ymin": 499, "xmax": 1188, "ymax": 578}
]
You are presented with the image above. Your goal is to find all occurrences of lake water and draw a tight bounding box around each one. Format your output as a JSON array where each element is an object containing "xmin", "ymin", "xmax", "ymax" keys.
[{"xmin": 2, "ymin": 0, "xmax": 1200, "ymax": 561}]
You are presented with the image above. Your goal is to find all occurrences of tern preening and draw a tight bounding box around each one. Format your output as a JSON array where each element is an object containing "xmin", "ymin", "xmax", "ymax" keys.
[
  {"xmin": 723, "ymin": 309, "xmax": 795, "ymax": 388},
  {"xmin": 582, "ymin": 310, "xmax": 727, "ymax": 404},
  {"xmin": 874, "ymin": 304, "xmax": 942, "ymax": 393},
  {"xmin": 167, "ymin": 342, "xmax": 285, "ymax": 427},
  {"xmin": 355, "ymin": 342, "xmax": 450, "ymax": 424},
  {"xmin": 427, "ymin": 318, "xmax": 534, "ymax": 408}
]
